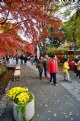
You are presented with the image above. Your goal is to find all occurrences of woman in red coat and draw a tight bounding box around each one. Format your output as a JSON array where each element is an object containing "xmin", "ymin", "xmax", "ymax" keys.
[{"xmin": 48, "ymin": 54, "xmax": 58, "ymax": 86}]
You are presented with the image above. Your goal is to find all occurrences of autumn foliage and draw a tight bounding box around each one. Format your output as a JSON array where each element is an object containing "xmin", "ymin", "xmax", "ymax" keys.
[{"xmin": 0, "ymin": 0, "xmax": 63, "ymax": 56}]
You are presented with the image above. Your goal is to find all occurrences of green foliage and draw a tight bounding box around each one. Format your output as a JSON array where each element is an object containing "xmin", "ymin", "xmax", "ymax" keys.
[
  {"xmin": 47, "ymin": 47, "xmax": 67, "ymax": 55},
  {"xmin": 63, "ymin": 13, "xmax": 80, "ymax": 49},
  {"xmin": 0, "ymin": 67, "xmax": 7, "ymax": 76}
]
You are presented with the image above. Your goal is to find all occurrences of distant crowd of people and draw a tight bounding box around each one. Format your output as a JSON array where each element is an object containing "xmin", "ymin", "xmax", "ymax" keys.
[
  {"xmin": 35, "ymin": 54, "xmax": 80, "ymax": 86},
  {"xmin": 0, "ymin": 53, "xmax": 80, "ymax": 85},
  {"xmin": 0, "ymin": 54, "xmax": 30, "ymax": 65}
]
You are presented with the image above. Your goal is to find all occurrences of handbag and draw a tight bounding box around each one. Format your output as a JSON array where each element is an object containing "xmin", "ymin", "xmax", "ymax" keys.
[{"xmin": 47, "ymin": 73, "xmax": 50, "ymax": 80}]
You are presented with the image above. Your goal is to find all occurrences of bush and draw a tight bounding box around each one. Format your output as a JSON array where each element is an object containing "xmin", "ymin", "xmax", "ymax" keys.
[{"xmin": 0, "ymin": 66, "xmax": 7, "ymax": 76}]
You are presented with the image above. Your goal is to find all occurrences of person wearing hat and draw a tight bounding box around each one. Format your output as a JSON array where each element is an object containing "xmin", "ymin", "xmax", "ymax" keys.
[{"xmin": 48, "ymin": 54, "xmax": 58, "ymax": 86}]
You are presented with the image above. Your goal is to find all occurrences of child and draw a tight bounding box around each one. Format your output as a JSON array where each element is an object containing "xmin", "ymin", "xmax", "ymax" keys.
[{"xmin": 62, "ymin": 58, "xmax": 71, "ymax": 82}]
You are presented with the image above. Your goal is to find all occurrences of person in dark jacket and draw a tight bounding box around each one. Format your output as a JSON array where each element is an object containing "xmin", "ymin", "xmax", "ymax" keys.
[
  {"xmin": 24, "ymin": 55, "xmax": 27, "ymax": 64},
  {"xmin": 20, "ymin": 54, "xmax": 24, "ymax": 64},
  {"xmin": 74, "ymin": 55, "xmax": 79, "ymax": 74},
  {"xmin": 36, "ymin": 56, "xmax": 44, "ymax": 80},
  {"xmin": 43, "ymin": 54, "xmax": 49, "ymax": 77}
]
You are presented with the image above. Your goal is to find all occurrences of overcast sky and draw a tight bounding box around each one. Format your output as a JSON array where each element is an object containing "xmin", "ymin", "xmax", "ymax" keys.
[{"xmin": 55, "ymin": 0, "xmax": 79, "ymax": 22}]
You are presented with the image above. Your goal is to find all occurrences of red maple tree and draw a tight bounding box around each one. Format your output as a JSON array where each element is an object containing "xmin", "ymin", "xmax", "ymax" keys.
[{"xmin": 0, "ymin": 0, "xmax": 62, "ymax": 55}]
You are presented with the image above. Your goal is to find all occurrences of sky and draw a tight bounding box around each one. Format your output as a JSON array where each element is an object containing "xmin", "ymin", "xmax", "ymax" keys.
[{"xmin": 55, "ymin": 0, "xmax": 79, "ymax": 22}]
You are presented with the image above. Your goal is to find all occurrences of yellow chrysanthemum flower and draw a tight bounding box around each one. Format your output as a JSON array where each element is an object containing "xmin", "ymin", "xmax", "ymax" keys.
[
  {"xmin": 6, "ymin": 87, "xmax": 28, "ymax": 100},
  {"xmin": 16, "ymin": 92, "xmax": 29, "ymax": 105},
  {"xmin": 6, "ymin": 86, "xmax": 34, "ymax": 106}
]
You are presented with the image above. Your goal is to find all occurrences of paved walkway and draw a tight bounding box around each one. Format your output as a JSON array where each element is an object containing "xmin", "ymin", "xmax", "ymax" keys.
[
  {"xmin": 28, "ymin": 61, "xmax": 80, "ymax": 101},
  {"xmin": 0, "ymin": 61, "xmax": 80, "ymax": 121}
]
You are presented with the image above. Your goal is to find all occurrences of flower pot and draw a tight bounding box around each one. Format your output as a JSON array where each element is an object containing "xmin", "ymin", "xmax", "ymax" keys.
[{"xmin": 13, "ymin": 95, "xmax": 35, "ymax": 121}]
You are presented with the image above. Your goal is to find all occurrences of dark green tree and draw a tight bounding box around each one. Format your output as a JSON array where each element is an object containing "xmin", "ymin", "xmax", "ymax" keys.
[{"xmin": 63, "ymin": 10, "xmax": 80, "ymax": 50}]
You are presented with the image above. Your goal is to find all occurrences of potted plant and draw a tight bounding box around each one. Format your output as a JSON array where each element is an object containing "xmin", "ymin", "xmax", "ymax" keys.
[{"xmin": 6, "ymin": 86, "xmax": 35, "ymax": 121}]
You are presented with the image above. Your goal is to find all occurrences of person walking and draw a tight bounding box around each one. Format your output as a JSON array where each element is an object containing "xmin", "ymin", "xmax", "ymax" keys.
[
  {"xmin": 74, "ymin": 55, "xmax": 79, "ymax": 74},
  {"xmin": 62, "ymin": 58, "xmax": 70, "ymax": 82},
  {"xmin": 24, "ymin": 55, "xmax": 27, "ymax": 64},
  {"xmin": 16, "ymin": 55, "xmax": 18, "ymax": 64},
  {"xmin": 20, "ymin": 54, "xmax": 24, "ymax": 64},
  {"xmin": 76, "ymin": 59, "xmax": 80, "ymax": 78},
  {"xmin": 43, "ymin": 54, "xmax": 49, "ymax": 77},
  {"xmin": 48, "ymin": 54, "xmax": 58, "ymax": 86},
  {"xmin": 36, "ymin": 56, "xmax": 44, "ymax": 80}
]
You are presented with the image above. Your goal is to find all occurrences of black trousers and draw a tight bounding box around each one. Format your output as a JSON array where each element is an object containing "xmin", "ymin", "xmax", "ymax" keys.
[
  {"xmin": 43, "ymin": 68, "xmax": 47, "ymax": 77},
  {"xmin": 76, "ymin": 70, "xmax": 80, "ymax": 78},
  {"xmin": 38, "ymin": 68, "xmax": 43, "ymax": 79},
  {"xmin": 50, "ymin": 73, "xmax": 57, "ymax": 85}
]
